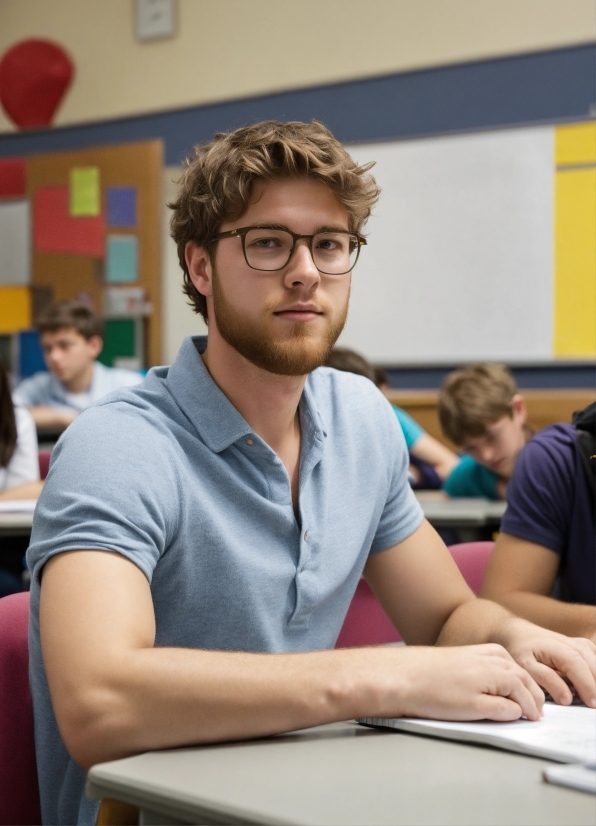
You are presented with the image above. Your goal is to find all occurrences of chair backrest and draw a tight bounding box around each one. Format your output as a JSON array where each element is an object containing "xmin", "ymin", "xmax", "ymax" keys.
[
  {"xmin": 38, "ymin": 450, "xmax": 52, "ymax": 480},
  {"xmin": 335, "ymin": 579, "xmax": 402, "ymax": 648},
  {"xmin": 447, "ymin": 541, "xmax": 495, "ymax": 596},
  {"xmin": 0, "ymin": 592, "xmax": 42, "ymax": 826},
  {"xmin": 335, "ymin": 542, "xmax": 495, "ymax": 649}
]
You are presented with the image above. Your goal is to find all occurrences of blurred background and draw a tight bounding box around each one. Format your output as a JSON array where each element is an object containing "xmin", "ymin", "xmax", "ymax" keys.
[{"xmin": 0, "ymin": 0, "xmax": 594, "ymax": 443}]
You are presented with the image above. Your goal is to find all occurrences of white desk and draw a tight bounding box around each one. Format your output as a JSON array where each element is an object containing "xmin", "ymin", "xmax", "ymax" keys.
[
  {"xmin": 415, "ymin": 491, "xmax": 506, "ymax": 527},
  {"xmin": 0, "ymin": 510, "xmax": 34, "ymax": 537},
  {"xmin": 86, "ymin": 722, "xmax": 594, "ymax": 825}
]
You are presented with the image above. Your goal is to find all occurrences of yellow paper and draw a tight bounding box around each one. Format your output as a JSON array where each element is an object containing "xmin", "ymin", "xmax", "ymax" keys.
[
  {"xmin": 0, "ymin": 286, "xmax": 31, "ymax": 333},
  {"xmin": 70, "ymin": 167, "xmax": 101, "ymax": 216},
  {"xmin": 555, "ymin": 122, "xmax": 596, "ymax": 167},
  {"xmin": 554, "ymin": 168, "xmax": 596, "ymax": 357}
]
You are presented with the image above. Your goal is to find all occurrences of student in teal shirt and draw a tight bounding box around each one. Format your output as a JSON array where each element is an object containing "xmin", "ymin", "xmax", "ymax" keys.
[{"xmin": 439, "ymin": 364, "xmax": 532, "ymax": 500}]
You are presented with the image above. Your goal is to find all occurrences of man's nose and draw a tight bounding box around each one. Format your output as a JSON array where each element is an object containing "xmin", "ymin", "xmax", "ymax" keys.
[{"xmin": 282, "ymin": 240, "xmax": 321, "ymax": 290}]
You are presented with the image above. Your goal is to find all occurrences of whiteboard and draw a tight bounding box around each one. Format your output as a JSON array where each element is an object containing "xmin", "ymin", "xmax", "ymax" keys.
[
  {"xmin": 0, "ymin": 200, "xmax": 31, "ymax": 286},
  {"xmin": 338, "ymin": 126, "xmax": 555, "ymax": 363}
]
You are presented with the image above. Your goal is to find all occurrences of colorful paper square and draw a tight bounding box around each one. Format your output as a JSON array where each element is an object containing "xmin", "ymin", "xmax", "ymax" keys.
[
  {"xmin": 34, "ymin": 186, "xmax": 105, "ymax": 256},
  {"xmin": 0, "ymin": 158, "xmax": 26, "ymax": 198},
  {"xmin": 70, "ymin": 167, "xmax": 101, "ymax": 216},
  {"xmin": 107, "ymin": 187, "xmax": 137, "ymax": 227},
  {"xmin": 106, "ymin": 235, "xmax": 138, "ymax": 283}
]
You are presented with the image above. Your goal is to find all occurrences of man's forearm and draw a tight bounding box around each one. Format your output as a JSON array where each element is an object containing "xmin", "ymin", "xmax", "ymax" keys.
[
  {"xmin": 436, "ymin": 597, "xmax": 515, "ymax": 647},
  {"xmin": 489, "ymin": 591, "xmax": 596, "ymax": 639}
]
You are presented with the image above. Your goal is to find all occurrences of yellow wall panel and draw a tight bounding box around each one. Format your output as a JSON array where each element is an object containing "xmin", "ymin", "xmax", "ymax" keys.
[
  {"xmin": 555, "ymin": 122, "xmax": 596, "ymax": 166},
  {"xmin": 0, "ymin": 286, "xmax": 32, "ymax": 333},
  {"xmin": 554, "ymin": 168, "xmax": 596, "ymax": 357}
]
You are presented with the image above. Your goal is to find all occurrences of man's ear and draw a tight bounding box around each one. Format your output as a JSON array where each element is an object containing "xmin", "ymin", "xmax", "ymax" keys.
[
  {"xmin": 185, "ymin": 242, "xmax": 213, "ymax": 298},
  {"xmin": 88, "ymin": 336, "xmax": 103, "ymax": 359},
  {"xmin": 511, "ymin": 393, "xmax": 527, "ymax": 423}
]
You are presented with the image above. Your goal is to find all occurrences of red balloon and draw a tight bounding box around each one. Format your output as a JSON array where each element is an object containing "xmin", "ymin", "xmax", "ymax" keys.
[{"xmin": 0, "ymin": 39, "xmax": 74, "ymax": 129}]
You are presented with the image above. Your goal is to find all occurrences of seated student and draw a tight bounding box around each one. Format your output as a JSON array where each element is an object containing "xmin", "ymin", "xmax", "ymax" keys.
[
  {"xmin": 0, "ymin": 360, "xmax": 42, "ymax": 596},
  {"xmin": 28, "ymin": 120, "xmax": 595, "ymax": 826},
  {"xmin": 438, "ymin": 363, "xmax": 532, "ymax": 499},
  {"xmin": 325, "ymin": 348, "xmax": 459, "ymax": 485},
  {"xmin": 13, "ymin": 300, "xmax": 143, "ymax": 430},
  {"xmin": 482, "ymin": 402, "xmax": 595, "ymax": 639}
]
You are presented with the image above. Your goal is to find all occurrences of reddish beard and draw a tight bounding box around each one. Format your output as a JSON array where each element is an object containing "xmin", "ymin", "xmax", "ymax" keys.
[{"xmin": 211, "ymin": 268, "xmax": 349, "ymax": 376}]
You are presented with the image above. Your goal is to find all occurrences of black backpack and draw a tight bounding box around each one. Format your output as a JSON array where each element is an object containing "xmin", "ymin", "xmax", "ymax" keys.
[{"xmin": 572, "ymin": 401, "xmax": 596, "ymax": 514}]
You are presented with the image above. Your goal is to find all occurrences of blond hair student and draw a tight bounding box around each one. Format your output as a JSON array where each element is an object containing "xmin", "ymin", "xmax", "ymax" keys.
[{"xmin": 439, "ymin": 363, "xmax": 532, "ymax": 499}]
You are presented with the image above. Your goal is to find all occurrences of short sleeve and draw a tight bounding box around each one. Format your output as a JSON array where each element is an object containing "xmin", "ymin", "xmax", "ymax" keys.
[
  {"xmin": 26, "ymin": 404, "xmax": 183, "ymax": 585},
  {"xmin": 2, "ymin": 407, "xmax": 40, "ymax": 490},
  {"xmin": 370, "ymin": 400, "xmax": 425, "ymax": 553},
  {"xmin": 500, "ymin": 432, "xmax": 573, "ymax": 555},
  {"xmin": 443, "ymin": 456, "xmax": 499, "ymax": 499},
  {"xmin": 12, "ymin": 374, "xmax": 46, "ymax": 407},
  {"xmin": 392, "ymin": 405, "xmax": 425, "ymax": 449}
]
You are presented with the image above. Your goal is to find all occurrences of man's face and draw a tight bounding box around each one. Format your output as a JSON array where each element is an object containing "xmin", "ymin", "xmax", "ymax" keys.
[
  {"xmin": 189, "ymin": 178, "xmax": 353, "ymax": 376},
  {"xmin": 459, "ymin": 396, "xmax": 528, "ymax": 479},
  {"xmin": 40, "ymin": 328, "xmax": 102, "ymax": 387}
]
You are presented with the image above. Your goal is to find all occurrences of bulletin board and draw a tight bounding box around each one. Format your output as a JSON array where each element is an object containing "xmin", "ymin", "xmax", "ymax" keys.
[{"xmin": 25, "ymin": 140, "xmax": 163, "ymax": 366}]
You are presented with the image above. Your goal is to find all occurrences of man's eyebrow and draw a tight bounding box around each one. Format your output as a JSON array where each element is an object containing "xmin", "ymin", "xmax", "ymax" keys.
[{"xmin": 315, "ymin": 224, "xmax": 352, "ymax": 234}]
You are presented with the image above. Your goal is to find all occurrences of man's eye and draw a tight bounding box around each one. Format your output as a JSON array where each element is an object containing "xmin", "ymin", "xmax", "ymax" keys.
[{"xmin": 252, "ymin": 238, "xmax": 280, "ymax": 249}]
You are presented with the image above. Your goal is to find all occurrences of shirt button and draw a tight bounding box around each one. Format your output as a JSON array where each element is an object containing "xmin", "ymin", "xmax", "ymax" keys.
[
  {"xmin": 304, "ymin": 531, "xmax": 309, "ymax": 541},
  {"xmin": 246, "ymin": 439, "xmax": 254, "ymax": 446}
]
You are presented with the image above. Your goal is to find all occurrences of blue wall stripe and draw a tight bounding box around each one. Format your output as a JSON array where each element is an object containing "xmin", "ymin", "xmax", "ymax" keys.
[
  {"xmin": 386, "ymin": 363, "xmax": 596, "ymax": 390},
  {"xmin": 0, "ymin": 44, "xmax": 594, "ymax": 165}
]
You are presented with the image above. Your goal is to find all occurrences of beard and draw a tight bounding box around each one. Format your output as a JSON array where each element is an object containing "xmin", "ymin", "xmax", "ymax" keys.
[{"xmin": 211, "ymin": 268, "xmax": 349, "ymax": 376}]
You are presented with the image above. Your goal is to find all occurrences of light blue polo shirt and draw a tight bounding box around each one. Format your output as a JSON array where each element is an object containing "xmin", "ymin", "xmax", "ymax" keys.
[{"xmin": 27, "ymin": 336, "xmax": 423, "ymax": 826}]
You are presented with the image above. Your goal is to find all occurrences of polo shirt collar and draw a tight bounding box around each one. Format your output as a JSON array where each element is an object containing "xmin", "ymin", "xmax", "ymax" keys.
[{"xmin": 166, "ymin": 336, "xmax": 327, "ymax": 454}]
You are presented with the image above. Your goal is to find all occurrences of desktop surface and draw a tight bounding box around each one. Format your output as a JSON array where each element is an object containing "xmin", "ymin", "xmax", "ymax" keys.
[{"xmin": 86, "ymin": 721, "xmax": 594, "ymax": 825}]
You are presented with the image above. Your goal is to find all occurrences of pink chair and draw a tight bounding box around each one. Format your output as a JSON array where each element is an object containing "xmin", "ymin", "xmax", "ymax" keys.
[
  {"xmin": 0, "ymin": 593, "xmax": 42, "ymax": 826},
  {"xmin": 447, "ymin": 541, "xmax": 495, "ymax": 596},
  {"xmin": 38, "ymin": 450, "xmax": 51, "ymax": 480},
  {"xmin": 335, "ymin": 542, "xmax": 495, "ymax": 648}
]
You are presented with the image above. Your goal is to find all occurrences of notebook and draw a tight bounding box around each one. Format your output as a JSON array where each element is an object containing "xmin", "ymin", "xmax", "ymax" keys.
[{"xmin": 358, "ymin": 703, "xmax": 596, "ymax": 764}]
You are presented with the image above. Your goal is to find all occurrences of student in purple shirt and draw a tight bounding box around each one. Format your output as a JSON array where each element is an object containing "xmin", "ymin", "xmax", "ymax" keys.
[{"xmin": 482, "ymin": 404, "xmax": 596, "ymax": 641}]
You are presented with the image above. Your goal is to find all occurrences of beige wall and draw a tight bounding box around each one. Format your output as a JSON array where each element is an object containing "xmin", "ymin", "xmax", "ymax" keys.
[{"xmin": 1, "ymin": 0, "xmax": 595, "ymax": 133}]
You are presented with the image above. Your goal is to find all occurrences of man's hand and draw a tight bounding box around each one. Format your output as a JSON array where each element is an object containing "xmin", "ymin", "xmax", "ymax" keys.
[
  {"xmin": 361, "ymin": 643, "xmax": 545, "ymax": 723},
  {"xmin": 494, "ymin": 617, "xmax": 596, "ymax": 708}
]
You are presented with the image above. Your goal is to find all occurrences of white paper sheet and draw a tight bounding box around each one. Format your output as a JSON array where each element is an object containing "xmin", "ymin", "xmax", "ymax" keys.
[
  {"xmin": 0, "ymin": 499, "xmax": 37, "ymax": 513},
  {"xmin": 359, "ymin": 703, "xmax": 596, "ymax": 764}
]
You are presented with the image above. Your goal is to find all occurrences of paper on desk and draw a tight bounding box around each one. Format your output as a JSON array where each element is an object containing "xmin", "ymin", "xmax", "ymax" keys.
[
  {"xmin": 0, "ymin": 499, "xmax": 37, "ymax": 513},
  {"xmin": 359, "ymin": 703, "xmax": 596, "ymax": 764}
]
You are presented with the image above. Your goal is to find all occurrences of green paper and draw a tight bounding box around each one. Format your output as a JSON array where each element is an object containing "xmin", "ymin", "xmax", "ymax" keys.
[{"xmin": 70, "ymin": 167, "xmax": 101, "ymax": 216}]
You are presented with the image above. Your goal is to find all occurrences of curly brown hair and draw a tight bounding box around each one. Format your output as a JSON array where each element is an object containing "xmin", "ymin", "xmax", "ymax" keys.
[{"xmin": 169, "ymin": 120, "xmax": 380, "ymax": 322}]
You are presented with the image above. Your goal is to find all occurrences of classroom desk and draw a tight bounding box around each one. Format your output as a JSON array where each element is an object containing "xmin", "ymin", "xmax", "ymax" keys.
[
  {"xmin": 0, "ymin": 510, "xmax": 34, "ymax": 537},
  {"xmin": 86, "ymin": 721, "xmax": 594, "ymax": 826},
  {"xmin": 415, "ymin": 491, "xmax": 506, "ymax": 541}
]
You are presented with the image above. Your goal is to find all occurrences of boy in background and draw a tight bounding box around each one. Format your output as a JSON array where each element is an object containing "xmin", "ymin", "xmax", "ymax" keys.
[
  {"xmin": 438, "ymin": 363, "xmax": 531, "ymax": 499},
  {"xmin": 13, "ymin": 301, "xmax": 143, "ymax": 430}
]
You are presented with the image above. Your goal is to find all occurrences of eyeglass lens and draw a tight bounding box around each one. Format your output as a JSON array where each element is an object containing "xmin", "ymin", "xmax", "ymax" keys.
[{"xmin": 244, "ymin": 229, "xmax": 359, "ymax": 274}]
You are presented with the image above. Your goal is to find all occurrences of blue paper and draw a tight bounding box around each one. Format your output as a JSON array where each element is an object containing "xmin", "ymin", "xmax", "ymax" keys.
[
  {"xmin": 106, "ymin": 187, "xmax": 137, "ymax": 227},
  {"xmin": 106, "ymin": 235, "xmax": 138, "ymax": 283}
]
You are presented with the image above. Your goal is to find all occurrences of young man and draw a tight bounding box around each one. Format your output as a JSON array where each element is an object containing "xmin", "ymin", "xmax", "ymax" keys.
[
  {"xmin": 13, "ymin": 301, "xmax": 142, "ymax": 429},
  {"xmin": 28, "ymin": 121, "xmax": 595, "ymax": 826},
  {"xmin": 438, "ymin": 363, "xmax": 531, "ymax": 499},
  {"xmin": 482, "ymin": 403, "xmax": 596, "ymax": 638}
]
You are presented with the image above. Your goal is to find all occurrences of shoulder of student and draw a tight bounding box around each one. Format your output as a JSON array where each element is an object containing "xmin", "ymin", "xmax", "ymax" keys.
[
  {"xmin": 12, "ymin": 371, "xmax": 54, "ymax": 405},
  {"xmin": 309, "ymin": 366, "xmax": 398, "ymax": 432}
]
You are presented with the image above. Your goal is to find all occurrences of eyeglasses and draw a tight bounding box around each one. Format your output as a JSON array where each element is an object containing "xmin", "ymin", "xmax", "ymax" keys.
[{"xmin": 209, "ymin": 225, "xmax": 366, "ymax": 275}]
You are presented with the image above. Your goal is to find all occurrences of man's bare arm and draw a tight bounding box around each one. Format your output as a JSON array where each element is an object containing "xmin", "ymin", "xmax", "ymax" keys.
[
  {"xmin": 410, "ymin": 434, "xmax": 460, "ymax": 481},
  {"xmin": 27, "ymin": 406, "xmax": 77, "ymax": 429},
  {"xmin": 40, "ymin": 548, "xmax": 545, "ymax": 769},
  {"xmin": 481, "ymin": 532, "xmax": 596, "ymax": 640}
]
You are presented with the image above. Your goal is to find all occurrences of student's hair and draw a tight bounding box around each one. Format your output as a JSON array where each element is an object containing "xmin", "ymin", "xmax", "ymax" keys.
[
  {"xmin": 0, "ymin": 360, "xmax": 17, "ymax": 468},
  {"xmin": 169, "ymin": 119, "xmax": 381, "ymax": 322},
  {"xmin": 438, "ymin": 363, "xmax": 519, "ymax": 445},
  {"xmin": 35, "ymin": 300, "xmax": 103, "ymax": 341},
  {"xmin": 324, "ymin": 348, "xmax": 377, "ymax": 383}
]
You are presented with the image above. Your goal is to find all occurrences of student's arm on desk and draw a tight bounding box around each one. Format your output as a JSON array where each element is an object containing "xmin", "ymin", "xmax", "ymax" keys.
[
  {"xmin": 0, "ymin": 480, "xmax": 43, "ymax": 500},
  {"xmin": 364, "ymin": 519, "xmax": 596, "ymax": 704},
  {"xmin": 41, "ymin": 543, "xmax": 547, "ymax": 769},
  {"xmin": 27, "ymin": 405, "xmax": 77, "ymax": 429},
  {"xmin": 410, "ymin": 434, "xmax": 460, "ymax": 481},
  {"xmin": 481, "ymin": 532, "xmax": 596, "ymax": 642}
]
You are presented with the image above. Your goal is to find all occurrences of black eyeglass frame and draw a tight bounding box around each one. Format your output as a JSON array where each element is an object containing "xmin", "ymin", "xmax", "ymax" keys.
[{"xmin": 208, "ymin": 225, "xmax": 367, "ymax": 275}]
